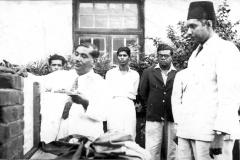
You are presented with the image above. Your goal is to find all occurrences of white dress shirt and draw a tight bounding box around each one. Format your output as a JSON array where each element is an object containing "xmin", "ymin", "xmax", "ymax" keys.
[
  {"xmin": 40, "ymin": 69, "xmax": 109, "ymax": 142},
  {"xmin": 106, "ymin": 67, "xmax": 140, "ymax": 100},
  {"xmin": 154, "ymin": 63, "xmax": 176, "ymax": 85}
]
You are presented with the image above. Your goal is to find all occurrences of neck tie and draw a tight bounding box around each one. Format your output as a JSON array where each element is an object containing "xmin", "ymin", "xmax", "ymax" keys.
[
  {"xmin": 62, "ymin": 101, "xmax": 72, "ymax": 120},
  {"xmin": 70, "ymin": 77, "xmax": 79, "ymax": 92},
  {"xmin": 196, "ymin": 44, "xmax": 203, "ymax": 57},
  {"xmin": 62, "ymin": 77, "xmax": 78, "ymax": 120}
]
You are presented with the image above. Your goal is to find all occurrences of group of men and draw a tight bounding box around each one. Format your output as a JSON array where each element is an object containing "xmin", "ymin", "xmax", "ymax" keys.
[
  {"xmin": 143, "ymin": 1, "xmax": 240, "ymax": 160},
  {"xmin": 6, "ymin": 1, "xmax": 240, "ymax": 160}
]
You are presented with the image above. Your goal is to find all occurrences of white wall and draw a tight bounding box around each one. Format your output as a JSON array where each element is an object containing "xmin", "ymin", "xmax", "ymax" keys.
[
  {"xmin": 0, "ymin": 0, "xmax": 72, "ymax": 65},
  {"xmin": 0, "ymin": 0, "xmax": 239, "ymax": 62},
  {"xmin": 144, "ymin": 0, "xmax": 240, "ymax": 54}
]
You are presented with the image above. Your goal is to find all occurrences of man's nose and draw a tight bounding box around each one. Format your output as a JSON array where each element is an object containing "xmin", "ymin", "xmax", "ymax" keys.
[
  {"xmin": 187, "ymin": 28, "xmax": 192, "ymax": 35},
  {"xmin": 75, "ymin": 56, "xmax": 82, "ymax": 62},
  {"xmin": 161, "ymin": 56, "xmax": 166, "ymax": 60}
]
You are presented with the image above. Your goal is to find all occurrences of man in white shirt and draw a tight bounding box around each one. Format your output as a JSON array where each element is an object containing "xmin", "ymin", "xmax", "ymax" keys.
[
  {"xmin": 174, "ymin": 1, "xmax": 240, "ymax": 160},
  {"xmin": 106, "ymin": 47, "xmax": 140, "ymax": 139},
  {"xmin": 40, "ymin": 43, "xmax": 109, "ymax": 142}
]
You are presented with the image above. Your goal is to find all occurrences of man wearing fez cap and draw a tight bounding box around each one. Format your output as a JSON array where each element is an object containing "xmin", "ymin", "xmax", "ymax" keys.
[{"xmin": 172, "ymin": 1, "xmax": 240, "ymax": 160}]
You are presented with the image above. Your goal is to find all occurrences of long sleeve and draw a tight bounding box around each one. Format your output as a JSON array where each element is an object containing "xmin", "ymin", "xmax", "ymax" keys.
[
  {"xmin": 171, "ymin": 70, "xmax": 185, "ymax": 125},
  {"xmin": 213, "ymin": 42, "xmax": 240, "ymax": 135},
  {"xmin": 134, "ymin": 73, "xmax": 140, "ymax": 96},
  {"xmin": 84, "ymin": 76, "xmax": 110, "ymax": 122},
  {"xmin": 105, "ymin": 70, "xmax": 114, "ymax": 99}
]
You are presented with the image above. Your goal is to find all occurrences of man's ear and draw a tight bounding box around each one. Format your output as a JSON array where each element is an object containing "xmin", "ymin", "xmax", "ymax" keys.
[
  {"xmin": 206, "ymin": 20, "xmax": 212, "ymax": 28},
  {"xmin": 92, "ymin": 58, "xmax": 98, "ymax": 67}
]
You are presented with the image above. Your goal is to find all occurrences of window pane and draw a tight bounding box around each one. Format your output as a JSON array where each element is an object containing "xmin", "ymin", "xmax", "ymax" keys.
[
  {"xmin": 124, "ymin": 16, "xmax": 138, "ymax": 28},
  {"xmin": 113, "ymin": 52, "xmax": 118, "ymax": 64},
  {"xmin": 80, "ymin": 15, "xmax": 94, "ymax": 27},
  {"xmin": 113, "ymin": 38, "xmax": 124, "ymax": 51},
  {"xmin": 79, "ymin": 3, "xmax": 94, "ymax": 14},
  {"xmin": 95, "ymin": 15, "xmax": 108, "ymax": 27},
  {"xmin": 109, "ymin": 4, "xmax": 122, "ymax": 15},
  {"xmin": 109, "ymin": 15, "xmax": 122, "ymax": 28},
  {"xmin": 127, "ymin": 38, "xmax": 138, "ymax": 58},
  {"xmin": 95, "ymin": 3, "xmax": 108, "ymax": 14},
  {"xmin": 79, "ymin": 38, "xmax": 91, "ymax": 44},
  {"xmin": 124, "ymin": 4, "xmax": 138, "ymax": 16},
  {"xmin": 126, "ymin": 38, "xmax": 137, "ymax": 46},
  {"xmin": 93, "ymin": 38, "xmax": 105, "ymax": 51}
]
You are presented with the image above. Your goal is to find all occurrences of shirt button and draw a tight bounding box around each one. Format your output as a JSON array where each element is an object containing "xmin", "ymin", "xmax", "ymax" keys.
[
  {"xmin": 163, "ymin": 100, "xmax": 165, "ymax": 102},
  {"xmin": 164, "ymin": 92, "xmax": 166, "ymax": 94}
]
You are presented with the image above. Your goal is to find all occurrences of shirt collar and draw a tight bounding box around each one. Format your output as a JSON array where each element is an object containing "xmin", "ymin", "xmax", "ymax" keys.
[
  {"xmin": 117, "ymin": 66, "xmax": 132, "ymax": 72},
  {"xmin": 79, "ymin": 69, "xmax": 94, "ymax": 78},
  {"xmin": 154, "ymin": 63, "xmax": 176, "ymax": 72}
]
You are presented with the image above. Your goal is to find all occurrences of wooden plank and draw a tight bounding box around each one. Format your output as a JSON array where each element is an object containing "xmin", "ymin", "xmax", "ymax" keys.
[
  {"xmin": 24, "ymin": 82, "xmax": 41, "ymax": 159},
  {"xmin": 33, "ymin": 82, "xmax": 41, "ymax": 147},
  {"xmin": 23, "ymin": 147, "xmax": 39, "ymax": 159},
  {"xmin": 30, "ymin": 148, "xmax": 57, "ymax": 159}
]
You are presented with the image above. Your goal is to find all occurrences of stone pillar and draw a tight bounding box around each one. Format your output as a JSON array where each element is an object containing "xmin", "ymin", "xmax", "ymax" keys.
[{"xmin": 0, "ymin": 73, "xmax": 24, "ymax": 159}]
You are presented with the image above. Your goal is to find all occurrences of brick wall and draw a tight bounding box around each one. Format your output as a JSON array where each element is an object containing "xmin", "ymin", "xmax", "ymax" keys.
[{"xmin": 0, "ymin": 73, "xmax": 24, "ymax": 159}]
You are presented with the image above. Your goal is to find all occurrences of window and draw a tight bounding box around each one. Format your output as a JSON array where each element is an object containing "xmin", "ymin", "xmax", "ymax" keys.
[
  {"xmin": 79, "ymin": 3, "xmax": 138, "ymax": 28},
  {"xmin": 73, "ymin": 0, "xmax": 144, "ymax": 64}
]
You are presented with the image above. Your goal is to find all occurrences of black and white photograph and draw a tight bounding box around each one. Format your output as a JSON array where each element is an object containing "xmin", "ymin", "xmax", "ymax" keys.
[{"xmin": 0, "ymin": 0, "xmax": 240, "ymax": 159}]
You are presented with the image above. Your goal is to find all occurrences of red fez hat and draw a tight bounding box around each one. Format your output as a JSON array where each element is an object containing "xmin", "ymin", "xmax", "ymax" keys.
[{"xmin": 187, "ymin": 1, "xmax": 216, "ymax": 20}]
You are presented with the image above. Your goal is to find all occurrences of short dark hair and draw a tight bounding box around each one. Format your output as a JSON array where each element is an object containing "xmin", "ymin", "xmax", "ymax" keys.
[
  {"xmin": 48, "ymin": 54, "xmax": 66, "ymax": 65},
  {"xmin": 157, "ymin": 44, "xmax": 173, "ymax": 56},
  {"xmin": 198, "ymin": 19, "xmax": 216, "ymax": 30},
  {"xmin": 75, "ymin": 43, "xmax": 100, "ymax": 59},
  {"xmin": 117, "ymin": 47, "xmax": 131, "ymax": 57}
]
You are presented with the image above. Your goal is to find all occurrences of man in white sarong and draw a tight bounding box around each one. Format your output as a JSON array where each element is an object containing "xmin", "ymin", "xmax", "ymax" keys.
[
  {"xmin": 106, "ymin": 47, "xmax": 140, "ymax": 139},
  {"xmin": 40, "ymin": 43, "xmax": 109, "ymax": 143}
]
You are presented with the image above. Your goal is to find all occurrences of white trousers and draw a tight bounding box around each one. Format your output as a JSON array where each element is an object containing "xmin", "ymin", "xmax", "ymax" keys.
[
  {"xmin": 145, "ymin": 121, "xmax": 176, "ymax": 160},
  {"xmin": 107, "ymin": 97, "xmax": 136, "ymax": 139},
  {"xmin": 177, "ymin": 137, "xmax": 234, "ymax": 160}
]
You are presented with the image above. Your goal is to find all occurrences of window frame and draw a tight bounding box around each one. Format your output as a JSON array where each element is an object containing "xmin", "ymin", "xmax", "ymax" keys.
[{"xmin": 73, "ymin": 0, "xmax": 145, "ymax": 61}]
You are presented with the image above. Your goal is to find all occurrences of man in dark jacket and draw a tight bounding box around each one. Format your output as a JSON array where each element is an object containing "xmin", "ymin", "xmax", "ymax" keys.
[{"xmin": 140, "ymin": 44, "xmax": 177, "ymax": 160}]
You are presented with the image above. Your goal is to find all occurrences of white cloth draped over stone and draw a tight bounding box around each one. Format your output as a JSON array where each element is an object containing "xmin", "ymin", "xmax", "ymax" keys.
[{"xmin": 40, "ymin": 69, "xmax": 110, "ymax": 143}]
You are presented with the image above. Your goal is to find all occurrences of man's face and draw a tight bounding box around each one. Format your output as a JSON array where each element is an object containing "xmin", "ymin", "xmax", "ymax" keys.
[
  {"xmin": 72, "ymin": 46, "xmax": 94, "ymax": 75},
  {"xmin": 186, "ymin": 19, "xmax": 210, "ymax": 43},
  {"xmin": 49, "ymin": 60, "xmax": 63, "ymax": 72},
  {"xmin": 117, "ymin": 51, "xmax": 130, "ymax": 66},
  {"xmin": 157, "ymin": 50, "xmax": 172, "ymax": 67}
]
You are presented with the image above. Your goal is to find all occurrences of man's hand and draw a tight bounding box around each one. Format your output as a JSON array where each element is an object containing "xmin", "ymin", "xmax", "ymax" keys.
[
  {"xmin": 209, "ymin": 133, "xmax": 224, "ymax": 159},
  {"xmin": 68, "ymin": 91, "xmax": 89, "ymax": 110},
  {"xmin": 173, "ymin": 124, "xmax": 178, "ymax": 145}
]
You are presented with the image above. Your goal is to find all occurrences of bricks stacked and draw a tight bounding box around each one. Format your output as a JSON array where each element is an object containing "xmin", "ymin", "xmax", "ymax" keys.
[{"xmin": 0, "ymin": 73, "xmax": 24, "ymax": 159}]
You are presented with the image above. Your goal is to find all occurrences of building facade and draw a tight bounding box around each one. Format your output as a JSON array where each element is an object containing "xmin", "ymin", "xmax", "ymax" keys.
[{"xmin": 1, "ymin": 0, "xmax": 240, "ymax": 65}]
